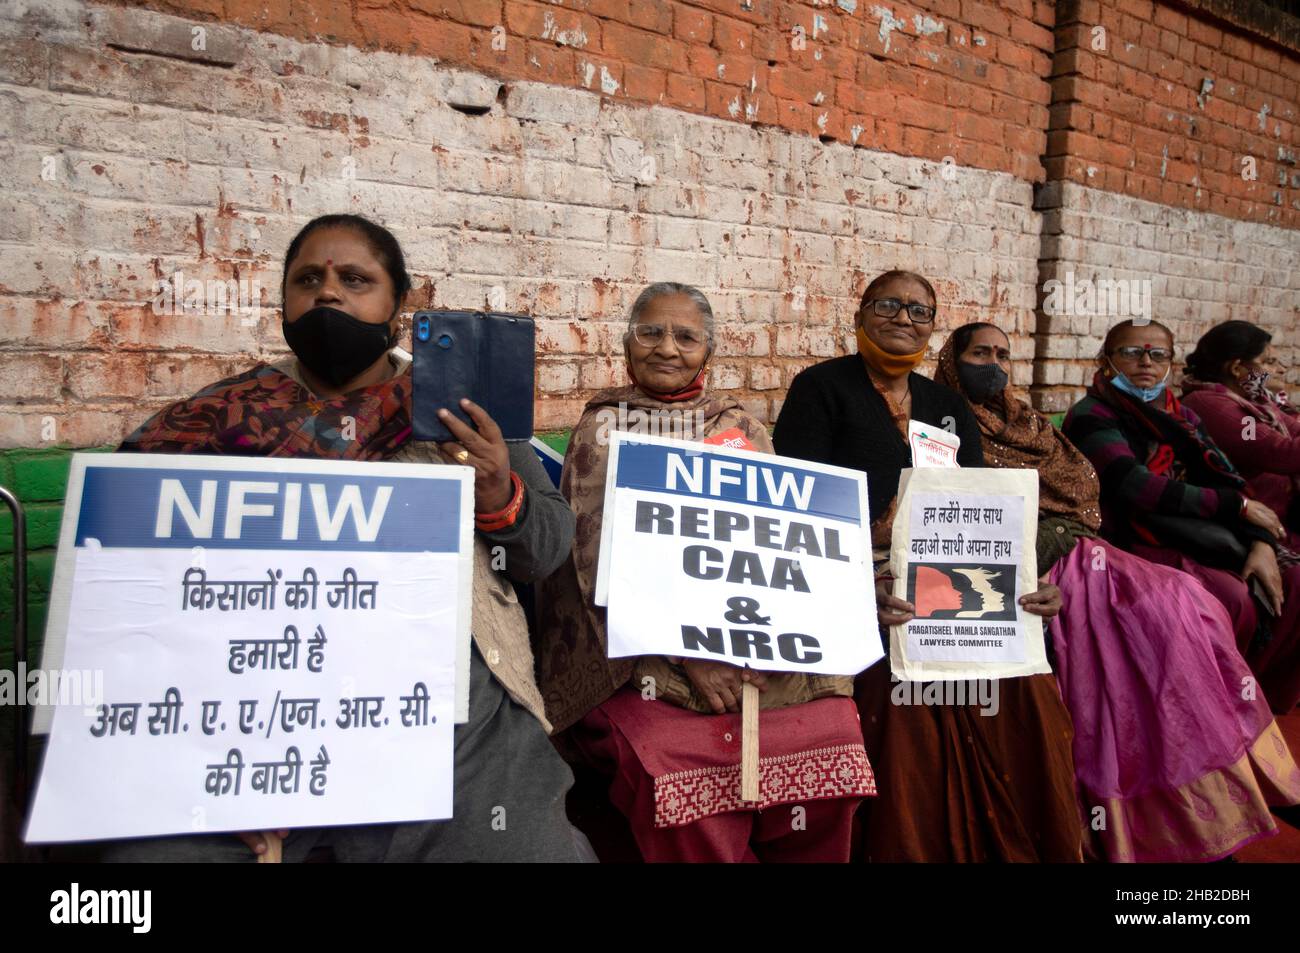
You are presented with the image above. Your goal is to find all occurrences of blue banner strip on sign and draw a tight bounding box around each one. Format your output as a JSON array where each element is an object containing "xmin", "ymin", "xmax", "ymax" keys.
[
  {"xmin": 75, "ymin": 465, "xmax": 462, "ymax": 552},
  {"xmin": 530, "ymin": 436, "xmax": 564, "ymax": 488},
  {"xmin": 613, "ymin": 442, "xmax": 861, "ymax": 523}
]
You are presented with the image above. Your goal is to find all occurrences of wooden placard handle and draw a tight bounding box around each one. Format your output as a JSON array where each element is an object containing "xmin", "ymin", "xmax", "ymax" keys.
[{"xmin": 740, "ymin": 681, "xmax": 760, "ymax": 803}]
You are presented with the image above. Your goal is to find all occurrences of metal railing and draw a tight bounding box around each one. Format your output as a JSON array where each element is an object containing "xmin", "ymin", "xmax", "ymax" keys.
[{"xmin": 1, "ymin": 486, "xmax": 27, "ymax": 816}]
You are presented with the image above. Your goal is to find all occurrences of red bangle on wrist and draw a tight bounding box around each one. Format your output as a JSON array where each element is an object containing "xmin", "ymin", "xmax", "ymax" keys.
[{"xmin": 476, "ymin": 471, "xmax": 524, "ymax": 532}]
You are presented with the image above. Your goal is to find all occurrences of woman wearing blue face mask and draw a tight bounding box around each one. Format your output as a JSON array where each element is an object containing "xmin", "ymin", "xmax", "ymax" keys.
[{"xmin": 1064, "ymin": 320, "xmax": 1300, "ymax": 717}]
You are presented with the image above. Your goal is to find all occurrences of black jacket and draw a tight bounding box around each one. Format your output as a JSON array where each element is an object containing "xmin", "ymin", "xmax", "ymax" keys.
[{"xmin": 773, "ymin": 355, "xmax": 984, "ymax": 525}]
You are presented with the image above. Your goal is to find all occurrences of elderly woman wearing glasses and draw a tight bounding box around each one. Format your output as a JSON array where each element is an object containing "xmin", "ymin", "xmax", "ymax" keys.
[
  {"xmin": 535, "ymin": 282, "xmax": 877, "ymax": 862},
  {"xmin": 774, "ymin": 270, "xmax": 1084, "ymax": 862},
  {"xmin": 1064, "ymin": 319, "xmax": 1300, "ymax": 715}
]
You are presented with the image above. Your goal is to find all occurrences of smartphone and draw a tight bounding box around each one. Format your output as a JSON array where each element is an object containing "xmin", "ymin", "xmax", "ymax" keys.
[
  {"xmin": 410, "ymin": 311, "xmax": 535, "ymax": 443},
  {"xmin": 1248, "ymin": 576, "xmax": 1277, "ymax": 619}
]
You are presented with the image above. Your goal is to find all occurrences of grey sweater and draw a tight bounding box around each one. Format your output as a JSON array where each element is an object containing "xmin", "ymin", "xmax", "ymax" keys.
[{"xmin": 276, "ymin": 353, "xmax": 575, "ymax": 730}]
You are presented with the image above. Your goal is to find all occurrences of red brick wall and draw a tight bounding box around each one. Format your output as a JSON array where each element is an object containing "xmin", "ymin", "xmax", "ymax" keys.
[
  {"xmin": 2, "ymin": 0, "xmax": 1297, "ymax": 445},
  {"xmin": 117, "ymin": 0, "xmax": 1057, "ymax": 181},
  {"xmin": 1048, "ymin": 0, "xmax": 1300, "ymax": 226},
  {"xmin": 116, "ymin": 0, "xmax": 1300, "ymax": 226}
]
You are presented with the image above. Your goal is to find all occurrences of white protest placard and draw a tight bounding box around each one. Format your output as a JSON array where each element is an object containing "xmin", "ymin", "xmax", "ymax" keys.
[
  {"xmin": 907, "ymin": 420, "xmax": 960, "ymax": 468},
  {"xmin": 26, "ymin": 453, "xmax": 472, "ymax": 843},
  {"xmin": 888, "ymin": 467, "xmax": 1048, "ymax": 682},
  {"xmin": 597, "ymin": 432, "xmax": 882, "ymax": 676}
]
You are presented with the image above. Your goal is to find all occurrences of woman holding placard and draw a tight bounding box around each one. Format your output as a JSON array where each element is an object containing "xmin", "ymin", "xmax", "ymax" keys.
[
  {"xmin": 84, "ymin": 214, "xmax": 588, "ymax": 863},
  {"xmin": 939, "ymin": 322, "xmax": 1300, "ymax": 862},
  {"xmin": 773, "ymin": 270, "xmax": 1084, "ymax": 862},
  {"xmin": 536, "ymin": 282, "xmax": 877, "ymax": 863}
]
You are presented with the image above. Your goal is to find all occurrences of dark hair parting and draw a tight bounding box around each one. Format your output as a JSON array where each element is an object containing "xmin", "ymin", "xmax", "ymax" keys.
[
  {"xmin": 281, "ymin": 214, "xmax": 413, "ymax": 309},
  {"xmin": 859, "ymin": 270, "xmax": 938, "ymax": 313},
  {"xmin": 1185, "ymin": 320, "xmax": 1272, "ymax": 383},
  {"xmin": 1101, "ymin": 318, "xmax": 1175, "ymax": 356},
  {"xmin": 951, "ymin": 322, "xmax": 1004, "ymax": 359}
]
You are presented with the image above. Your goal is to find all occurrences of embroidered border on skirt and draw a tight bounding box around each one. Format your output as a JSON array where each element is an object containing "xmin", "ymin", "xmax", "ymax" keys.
[{"xmin": 652, "ymin": 743, "xmax": 877, "ymax": 829}]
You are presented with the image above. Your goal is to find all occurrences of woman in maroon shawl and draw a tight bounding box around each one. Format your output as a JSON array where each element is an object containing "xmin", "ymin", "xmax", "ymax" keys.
[
  {"xmin": 536, "ymin": 282, "xmax": 876, "ymax": 862},
  {"xmin": 1181, "ymin": 322, "xmax": 1300, "ymax": 713}
]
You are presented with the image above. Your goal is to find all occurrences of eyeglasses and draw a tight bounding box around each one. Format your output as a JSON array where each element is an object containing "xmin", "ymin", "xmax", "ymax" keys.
[
  {"xmin": 864, "ymin": 298, "xmax": 937, "ymax": 324},
  {"xmin": 631, "ymin": 324, "xmax": 708, "ymax": 351},
  {"xmin": 1110, "ymin": 345, "xmax": 1173, "ymax": 364}
]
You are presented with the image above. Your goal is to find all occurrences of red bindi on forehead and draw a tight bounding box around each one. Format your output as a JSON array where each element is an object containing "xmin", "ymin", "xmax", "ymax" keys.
[{"xmin": 1115, "ymin": 329, "xmax": 1172, "ymax": 349}]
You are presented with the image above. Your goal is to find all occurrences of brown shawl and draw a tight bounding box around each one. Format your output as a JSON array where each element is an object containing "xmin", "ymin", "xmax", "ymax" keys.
[
  {"xmin": 935, "ymin": 333, "xmax": 1102, "ymax": 533},
  {"xmin": 535, "ymin": 385, "xmax": 850, "ymax": 733}
]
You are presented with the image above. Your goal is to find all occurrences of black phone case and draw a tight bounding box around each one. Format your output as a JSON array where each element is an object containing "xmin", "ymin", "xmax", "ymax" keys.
[
  {"xmin": 411, "ymin": 311, "xmax": 535, "ymax": 443},
  {"xmin": 1248, "ymin": 576, "xmax": 1278, "ymax": 619}
]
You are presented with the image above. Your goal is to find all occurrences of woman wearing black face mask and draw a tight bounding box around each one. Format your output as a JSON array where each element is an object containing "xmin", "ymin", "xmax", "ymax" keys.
[
  {"xmin": 96, "ymin": 214, "xmax": 591, "ymax": 863},
  {"xmin": 935, "ymin": 322, "xmax": 1300, "ymax": 862}
]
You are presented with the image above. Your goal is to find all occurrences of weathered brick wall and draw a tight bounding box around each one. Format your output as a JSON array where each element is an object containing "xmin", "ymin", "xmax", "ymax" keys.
[
  {"xmin": 1034, "ymin": 0, "xmax": 1300, "ymax": 410},
  {"xmin": 1033, "ymin": 179, "xmax": 1300, "ymax": 410},
  {"xmin": 1049, "ymin": 0, "xmax": 1299, "ymax": 227},
  {"xmin": 0, "ymin": 0, "xmax": 1044, "ymax": 451},
  {"xmin": 106, "ymin": 0, "xmax": 1057, "ymax": 180},
  {"xmin": 2, "ymin": 0, "xmax": 1295, "ymax": 435}
]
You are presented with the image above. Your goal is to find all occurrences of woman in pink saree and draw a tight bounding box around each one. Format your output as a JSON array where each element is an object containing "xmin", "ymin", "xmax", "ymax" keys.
[{"xmin": 937, "ymin": 322, "xmax": 1300, "ymax": 862}]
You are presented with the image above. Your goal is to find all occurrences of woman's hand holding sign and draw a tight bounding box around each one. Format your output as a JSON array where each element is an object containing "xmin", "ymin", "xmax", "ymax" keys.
[
  {"xmin": 876, "ymin": 571, "xmax": 1060, "ymax": 622},
  {"xmin": 875, "ymin": 573, "xmax": 914, "ymax": 627},
  {"xmin": 437, "ymin": 398, "xmax": 513, "ymax": 512},
  {"xmin": 1018, "ymin": 578, "xmax": 1062, "ymax": 618},
  {"xmin": 682, "ymin": 659, "xmax": 768, "ymax": 714}
]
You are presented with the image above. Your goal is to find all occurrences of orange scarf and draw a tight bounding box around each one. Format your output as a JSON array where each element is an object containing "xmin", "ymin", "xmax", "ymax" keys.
[{"xmin": 857, "ymin": 325, "xmax": 926, "ymax": 377}]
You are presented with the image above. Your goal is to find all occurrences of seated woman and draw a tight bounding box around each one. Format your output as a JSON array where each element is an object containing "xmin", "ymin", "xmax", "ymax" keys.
[
  {"xmin": 773, "ymin": 270, "xmax": 1083, "ymax": 862},
  {"xmin": 937, "ymin": 322, "xmax": 1300, "ymax": 862},
  {"xmin": 1259, "ymin": 353, "xmax": 1300, "ymax": 419},
  {"xmin": 1183, "ymin": 321, "xmax": 1300, "ymax": 712},
  {"xmin": 98, "ymin": 214, "xmax": 588, "ymax": 862},
  {"xmin": 536, "ymin": 282, "xmax": 876, "ymax": 863},
  {"xmin": 1063, "ymin": 320, "xmax": 1300, "ymax": 717}
]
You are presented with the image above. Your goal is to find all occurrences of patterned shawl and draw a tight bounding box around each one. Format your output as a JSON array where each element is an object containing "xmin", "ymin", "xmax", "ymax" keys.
[
  {"xmin": 1181, "ymin": 374, "xmax": 1292, "ymax": 438},
  {"xmin": 534, "ymin": 385, "xmax": 775, "ymax": 733},
  {"xmin": 1084, "ymin": 369, "xmax": 1244, "ymax": 491},
  {"xmin": 120, "ymin": 362, "xmax": 412, "ymax": 460},
  {"xmin": 935, "ymin": 334, "xmax": 1101, "ymax": 533},
  {"xmin": 1181, "ymin": 373, "xmax": 1300, "ymax": 513}
]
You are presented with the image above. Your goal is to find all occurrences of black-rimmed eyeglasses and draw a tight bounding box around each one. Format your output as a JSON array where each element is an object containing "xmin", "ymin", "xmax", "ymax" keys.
[
  {"xmin": 1110, "ymin": 345, "xmax": 1173, "ymax": 364},
  {"xmin": 863, "ymin": 298, "xmax": 937, "ymax": 324}
]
